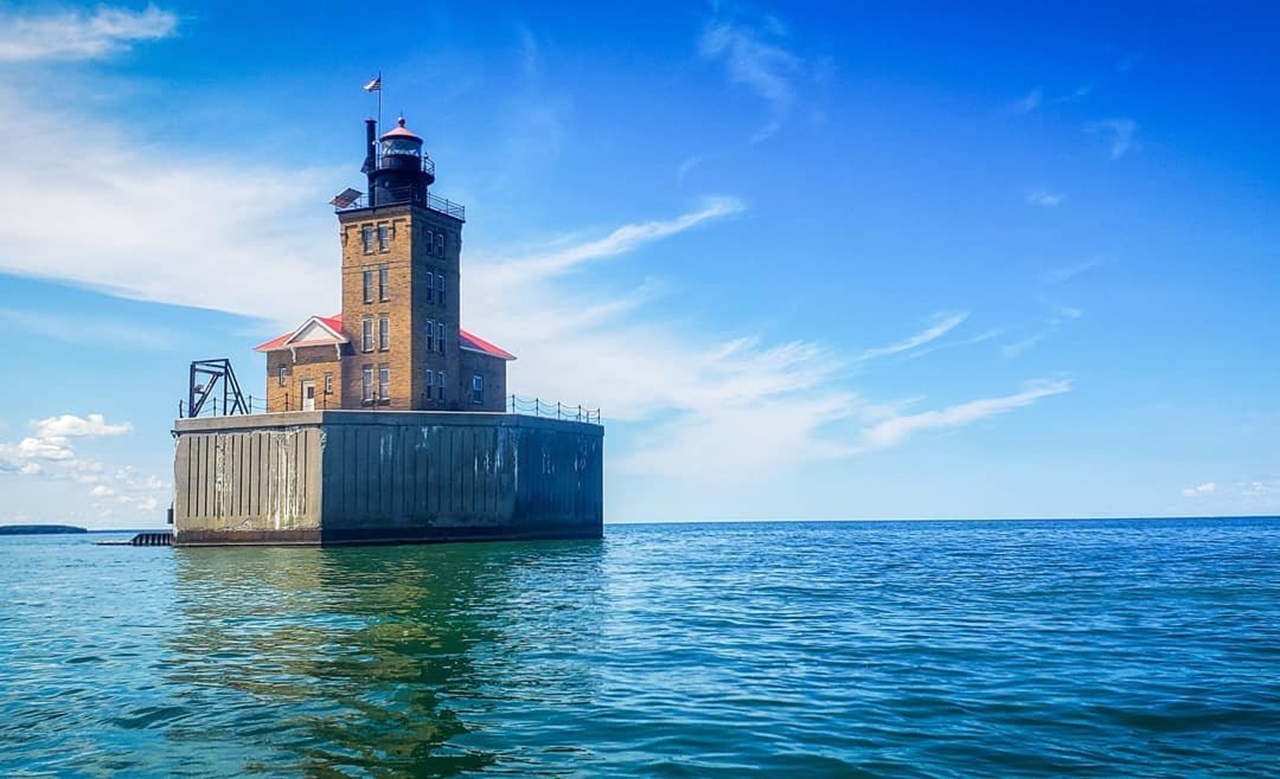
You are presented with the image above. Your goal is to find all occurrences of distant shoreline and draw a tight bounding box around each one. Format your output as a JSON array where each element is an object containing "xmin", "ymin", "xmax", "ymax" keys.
[{"xmin": 0, "ymin": 524, "xmax": 88, "ymax": 536}]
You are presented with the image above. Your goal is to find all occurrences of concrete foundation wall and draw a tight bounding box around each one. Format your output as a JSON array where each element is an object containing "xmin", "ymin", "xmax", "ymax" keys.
[{"xmin": 173, "ymin": 411, "xmax": 602, "ymax": 546}]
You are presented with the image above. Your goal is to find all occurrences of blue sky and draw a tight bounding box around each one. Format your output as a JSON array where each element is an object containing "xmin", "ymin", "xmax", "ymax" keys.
[{"xmin": 0, "ymin": 1, "xmax": 1277, "ymax": 528}]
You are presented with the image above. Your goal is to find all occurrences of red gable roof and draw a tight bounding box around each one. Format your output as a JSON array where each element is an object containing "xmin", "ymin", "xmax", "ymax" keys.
[
  {"xmin": 253, "ymin": 314, "xmax": 346, "ymax": 352},
  {"xmin": 253, "ymin": 314, "xmax": 515, "ymax": 360},
  {"xmin": 459, "ymin": 329, "xmax": 516, "ymax": 361}
]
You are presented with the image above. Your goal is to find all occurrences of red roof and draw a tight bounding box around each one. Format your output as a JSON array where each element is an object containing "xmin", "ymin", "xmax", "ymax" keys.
[
  {"xmin": 253, "ymin": 314, "xmax": 345, "ymax": 352},
  {"xmin": 459, "ymin": 329, "xmax": 517, "ymax": 361},
  {"xmin": 254, "ymin": 314, "xmax": 515, "ymax": 360}
]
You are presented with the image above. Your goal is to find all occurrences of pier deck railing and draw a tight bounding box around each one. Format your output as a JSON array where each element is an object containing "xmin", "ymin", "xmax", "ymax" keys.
[
  {"xmin": 178, "ymin": 395, "xmax": 601, "ymax": 423},
  {"xmin": 508, "ymin": 395, "xmax": 601, "ymax": 424}
]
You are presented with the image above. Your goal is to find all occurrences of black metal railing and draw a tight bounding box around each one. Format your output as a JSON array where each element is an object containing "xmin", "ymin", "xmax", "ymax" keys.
[
  {"xmin": 334, "ymin": 189, "xmax": 466, "ymax": 221},
  {"xmin": 508, "ymin": 395, "xmax": 602, "ymax": 424}
]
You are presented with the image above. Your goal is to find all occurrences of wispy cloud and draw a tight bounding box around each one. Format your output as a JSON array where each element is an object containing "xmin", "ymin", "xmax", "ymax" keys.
[
  {"xmin": 852, "ymin": 379, "xmax": 1072, "ymax": 454},
  {"xmin": 0, "ymin": 85, "xmax": 337, "ymax": 329},
  {"xmin": 486, "ymin": 196, "xmax": 745, "ymax": 280},
  {"xmin": 858, "ymin": 311, "xmax": 969, "ymax": 362},
  {"xmin": 1008, "ymin": 87, "xmax": 1043, "ymax": 115},
  {"xmin": 1027, "ymin": 189, "xmax": 1066, "ymax": 208},
  {"xmin": 0, "ymin": 308, "xmax": 177, "ymax": 350},
  {"xmin": 1087, "ymin": 119, "xmax": 1138, "ymax": 160},
  {"xmin": 1116, "ymin": 52, "xmax": 1142, "ymax": 74},
  {"xmin": 1041, "ymin": 257, "xmax": 1106, "ymax": 285},
  {"xmin": 0, "ymin": 5, "xmax": 177, "ymax": 62},
  {"xmin": 1181, "ymin": 481, "xmax": 1216, "ymax": 498},
  {"xmin": 677, "ymin": 154, "xmax": 704, "ymax": 186},
  {"xmin": 699, "ymin": 16, "xmax": 803, "ymax": 142},
  {"xmin": 465, "ymin": 201, "xmax": 864, "ymax": 480},
  {"xmin": 1001, "ymin": 303, "xmax": 1083, "ymax": 359}
]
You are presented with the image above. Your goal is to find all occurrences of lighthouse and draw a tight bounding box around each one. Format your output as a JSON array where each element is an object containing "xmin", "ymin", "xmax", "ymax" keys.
[{"xmin": 254, "ymin": 115, "xmax": 511, "ymax": 413}]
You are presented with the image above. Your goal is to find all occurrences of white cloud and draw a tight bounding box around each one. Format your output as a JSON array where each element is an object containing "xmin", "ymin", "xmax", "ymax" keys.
[
  {"xmin": 852, "ymin": 379, "xmax": 1072, "ymax": 454},
  {"xmin": 1, "ymin": 436, "xmax": 74, "ymax": 463},
  {"xmin": 35, "ymin": 414, "xmax": 133, "ymax": 439},
  {"xmin": 858, "ymin": 311, "xmax": 969, "ymax": 361},
  {"xmin": 0, "ymin": 5, "xmax": 177, "ymax": 62},
  {"xmin": 90, "ymin": 484, "xmax": 115, "ymax": 498},
  {"xmin": 1027, "ymin": 189, "xmax": 1065, "ymax": 207},
  {"xmin": 699, "ymin": 17, "xmax": 803, "ymax": 141},
  {"xmin": 0, "ymin": 414, "xmax": 135, "ymax": 504},
  {"xmin": 1087, "ymin": 119, "xmax": 1138, "ymax": 160},
  {"xmin": 1181, "ymin": 482, "xmax": 1217, "ymax": 498}
]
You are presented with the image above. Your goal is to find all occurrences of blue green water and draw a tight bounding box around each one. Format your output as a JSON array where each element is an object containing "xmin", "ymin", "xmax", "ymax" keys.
[{"xmin": 2, "ymin": 519, "xmax": 1279, "ymax": 777}]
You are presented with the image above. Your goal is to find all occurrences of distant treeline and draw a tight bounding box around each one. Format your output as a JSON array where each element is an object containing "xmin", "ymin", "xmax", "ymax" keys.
[{"xmin": 0, "ymin": 524, "xmax": 88, "ymax": 535}]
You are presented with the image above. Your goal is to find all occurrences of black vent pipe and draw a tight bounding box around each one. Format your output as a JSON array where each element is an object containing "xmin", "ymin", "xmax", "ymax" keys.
[{"xmin": 364, "ymin": 118, "xmax": 377, "ymax": 207}]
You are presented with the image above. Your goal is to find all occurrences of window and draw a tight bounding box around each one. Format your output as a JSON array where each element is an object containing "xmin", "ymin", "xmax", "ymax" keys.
[
  {"xmin": 425, "ymin": 271, "xmax": 434, "ymax": 304},
  {"xmin": 472, "ymin": 374, "xmax": 484, "ymax": 405},
  {"xmin": 363, "ymin": 269, "xmax": 374, "ymax": 303},
  {"xmin": 425, "ymin": 368, "xmax": 434, "ymax": 388},
  {"xmin": 425, "ymin": 229, "xmax": 434, "ymax": 252},
  {"xmin": 377, "ymin": 223, "xmax": 390, "ymax": 252},
  {"xmin": 362, "ymin": 316, "xmax": 373, "ymax": 352},
  {"xmin": 378, "ymin": 364, "xmax": 390, "ymax": 400},
  {"xmin": 361, "ymin": 225, "xmax": 374, "ymax": 254},
  {"xmin": 324, "ymin": 372, "xmax": 333, "ymax": 394},
  {"xmin": 277, "ymin": 365, "xmax": 287, "ymax": 387},
  {"xmin": 436, "ymin": 273, "xmax": 445, "ymax": 306},
  {"xmin": 435, "ymin": 232, "xmax": 444, "ymax": 257},
  {"xmin": 378, "ymin": 265, "xmax": 389, "ymax": 301},
  {"xmin": 436, "ymin": 321, "xmax": 445, "ymax": 353},
  {"xmin": 425, "ymin": 319, "xmax": 435, "ymax": 351},
  {"xmin": 379, "ymin": 314, "xmax": 390, "ymax": 350},
  {"xmin": 437, "ymin": 371, "xmax": 446, "ymax": 401},
  {"xmin": 362, "ymin": 366, "xmax": 373, "ymax": 402}
]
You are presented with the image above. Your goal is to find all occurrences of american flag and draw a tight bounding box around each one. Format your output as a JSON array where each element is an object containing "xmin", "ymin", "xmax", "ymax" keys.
[{"xmin": 363, "ymin": 74, "xmax": 382, "ymax": 92}]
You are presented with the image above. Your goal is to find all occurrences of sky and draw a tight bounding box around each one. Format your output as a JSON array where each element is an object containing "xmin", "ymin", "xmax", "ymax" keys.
[{"xmin": 0, "ymin": 1, "xmax": 1278, "ymax": 528}]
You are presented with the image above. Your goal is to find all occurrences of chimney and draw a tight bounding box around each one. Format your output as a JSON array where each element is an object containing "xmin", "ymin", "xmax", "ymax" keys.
[{"xmin": 364, "ymin": 118, "xmax": 377, "ymax": 206}]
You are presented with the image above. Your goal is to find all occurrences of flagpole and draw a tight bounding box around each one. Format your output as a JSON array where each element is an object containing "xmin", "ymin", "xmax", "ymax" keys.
[{"xmin": 377, "ymin": 70, "xmax": 383, "ymax": 136}]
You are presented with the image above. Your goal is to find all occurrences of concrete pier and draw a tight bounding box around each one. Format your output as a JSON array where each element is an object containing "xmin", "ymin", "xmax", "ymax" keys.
[{"xmin": 173, "ymin": 411, "xmax": 603, "ymax": 546}]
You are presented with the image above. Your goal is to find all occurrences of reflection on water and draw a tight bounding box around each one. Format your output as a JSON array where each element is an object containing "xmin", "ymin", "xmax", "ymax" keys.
[{"xmin": 169, "ymin": 541, "xmax": 605, "ymax": 776}]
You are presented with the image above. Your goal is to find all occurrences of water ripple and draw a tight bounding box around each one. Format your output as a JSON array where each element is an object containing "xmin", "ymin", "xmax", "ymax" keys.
[{"xmin": 2, "ymin": 519, "xmax": 1279, "ymax": 776}]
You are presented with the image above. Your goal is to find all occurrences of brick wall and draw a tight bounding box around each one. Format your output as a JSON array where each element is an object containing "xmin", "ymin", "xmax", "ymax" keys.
[
  {"xmin": 264, "ymin": 345, "xmax": 344, "ymax": 412},
  {"xmin": 459, "ymin": 349, "xmax": 508, "ymax": 412},
  {"xmin": 337, "ymin": 203, "xmax": 465, "ymax": 411}
]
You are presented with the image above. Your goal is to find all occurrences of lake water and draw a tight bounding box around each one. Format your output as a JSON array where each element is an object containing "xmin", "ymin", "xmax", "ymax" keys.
[{"xmin": 2, "ymin": 518, "xmax": 1278, "ymax": 777}]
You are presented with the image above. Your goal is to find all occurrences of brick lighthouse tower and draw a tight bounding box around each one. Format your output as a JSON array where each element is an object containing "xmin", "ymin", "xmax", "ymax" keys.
[
  {"xmin": 337, "ymin": 115, "xmax": 465, "ymax": 411},
  {"xmin": 255, "ymin": 115, "xmax": 513, "ymax": 412}
]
